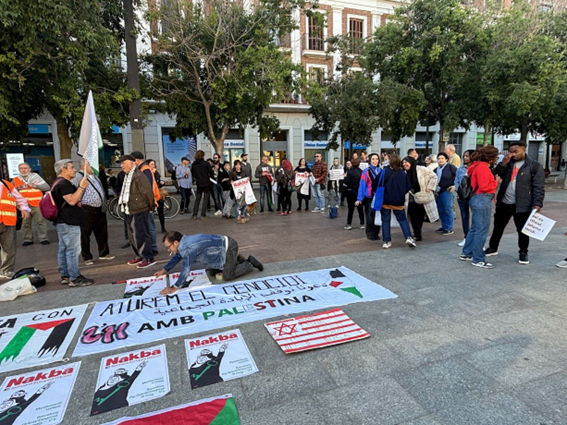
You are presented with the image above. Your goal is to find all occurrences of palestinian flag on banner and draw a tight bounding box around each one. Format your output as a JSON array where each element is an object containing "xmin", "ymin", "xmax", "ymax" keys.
[
  {"xmin": 102, "ymin": 394, "xmax": 240, "ymax": 425},
  {"xmin": 78, "ymin": 90, "xmax": 104, "ymax": 176}
]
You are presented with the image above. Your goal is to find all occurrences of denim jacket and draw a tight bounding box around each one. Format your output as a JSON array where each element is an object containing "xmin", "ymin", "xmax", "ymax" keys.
[{"xmin": 163, "ymin": 234, "xmax": 227, "ymax": 288}]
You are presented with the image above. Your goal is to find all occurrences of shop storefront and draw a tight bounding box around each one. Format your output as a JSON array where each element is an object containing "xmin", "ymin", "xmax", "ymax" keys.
[{"xmin": 304, "ymin": 130, "xmax": 327, "ymax": 168}]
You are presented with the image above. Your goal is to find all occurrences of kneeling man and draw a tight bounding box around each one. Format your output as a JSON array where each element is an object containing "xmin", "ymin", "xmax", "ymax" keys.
[{"xmin": 156, "ymin": 231, "xmax": 263, "ymax": 295}]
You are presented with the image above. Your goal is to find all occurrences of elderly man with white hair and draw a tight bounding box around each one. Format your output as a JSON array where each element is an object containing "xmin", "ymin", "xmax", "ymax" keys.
[{"xmin": 445, "ymin": 144, "xmax": 462, "ymax": 167}]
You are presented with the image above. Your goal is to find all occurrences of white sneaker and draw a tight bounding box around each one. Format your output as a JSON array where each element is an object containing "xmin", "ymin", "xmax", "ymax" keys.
[
  {"xmin": 556, "ymin": 259, "xmax": 567, "ymax": 268},
  {"xmin": 344, "ymin": 225, "xmax": 352, "ymax": 230},
  {"xmin": 405, "ymin": 237, "xmax": 416, "ymax": 248},
  {"xmin": 320, "ymin": 208, "xmax": 326, "ymax": 214},
  {"xmin": 382, "ymin": 242, "xmax": 392, "ymax": 249},
  {"xmin": 99, "ymin": 255, "xmax": 115, "ymax": 261},
  {"xmin": 311, "ymin": 208, "xmax": 320, "ymax": 213},
  {"xmin": 472, "ymin": 261, "xmax": 494, "ymax": 269},
  {"xmin": 84, "ymin": 260, "xmax": 94, "ymax": 266},
  {"xmin": 214, "ymin": 210, "xmax": 223, "ymax": 216},
  {"xmin": 458, "ymin": 239, "xmax": 466, "ymax": 247}
]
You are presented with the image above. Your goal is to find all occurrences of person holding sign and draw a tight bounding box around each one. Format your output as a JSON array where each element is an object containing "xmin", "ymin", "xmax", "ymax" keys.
[
  {"xmin": 294, "ymin": 158, "xmax": 311, "ymax": 211},
  {"xmin": 484, "ymin": 142, "xmax": 545, "ymax": 265},
  {"xmin": 156, "ymin": 231, "xmax": 263, "ymax": 294},
  {"xmin": 327, "ymin": 158, "xmax": 344, "ymax": 209}
]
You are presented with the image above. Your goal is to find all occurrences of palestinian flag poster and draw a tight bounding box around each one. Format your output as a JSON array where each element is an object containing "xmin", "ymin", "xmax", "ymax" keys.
[
  {"xmin": 265, "ymin": 308, "xmax": 369, "ymax": 354},
  {"xmin": 0, "ymin": 361, "xmax": 81, "ymax": 425},
  {"xmin": 0, "ymin": 305, "xmax": 88, "ymax": 373},
  {"xmin": 101, "ymin": 394, "xmax": 240, "ymax": 425},
  {"xmin": 91, "ymin": 344, "xmax": 170, "ymax": 416},
  {"xmin": 185, "ymin": 329, "xmax": 258, "ymax": 389}
]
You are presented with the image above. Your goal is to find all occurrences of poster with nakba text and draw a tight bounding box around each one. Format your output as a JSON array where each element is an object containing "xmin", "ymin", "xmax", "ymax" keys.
[
  {"xmin": 90, "ymin": 344, "xmax": 169, "ymax": 416},
  {"xmin": 123, "ymin": 272, "xmax": 211, "ymax": 298},
  {"xmin": 0, "ymin": 361, "xmax": 80, "ymax": 425}
]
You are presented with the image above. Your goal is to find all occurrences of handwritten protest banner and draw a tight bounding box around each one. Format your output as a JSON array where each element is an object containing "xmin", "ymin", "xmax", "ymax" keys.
[
  {"xmin": 0, "ymin": 305, "xmax": 87, "ymax": 373},
  {"xmin": 0, "ymin": 362, "xmax": 80, "ymax": 425},
  {"xmin": 231, "ymin": 177, "xmax": 256, "ymax": 205},
  {"xmin": 521, "ymin": 210, "xmax": 556, "ymax": 241},
  {"xmin": 73, "ymin": 267, "xmax": 396, "ymax": 357}
]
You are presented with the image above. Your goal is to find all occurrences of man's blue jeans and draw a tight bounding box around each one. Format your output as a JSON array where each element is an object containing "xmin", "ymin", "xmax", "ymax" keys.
[
  {"xmin": 148, "ymin": 212, "xmax": 158, "ymax": 252},
  {"xmin": 312, "ymin": 184, "xmax": 325, "ymax": 210},
  {"xmin": 462, "ymin": 193, "xmax": 494, "ymax": 263},
  {"xmin": 56, "ymin": 223, "xmax": 81, "ymax": 280},
  {"xmin": 457, "ymin": 198, "xmax": 471, "ymax": 238},
  {"xmin": 436, "ymin": 190, "xmax": 455, "ymax": 231},
  {"xmin": 381, "ymin": 208, "xmax": 412, "ymax": 242},
  {"xmin": 259, "ymin": 184, "xmax": 272, "ymax": 211}
]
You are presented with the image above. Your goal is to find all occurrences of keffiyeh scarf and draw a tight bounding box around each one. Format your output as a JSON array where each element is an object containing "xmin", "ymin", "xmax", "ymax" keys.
[{"xmin": 118, "ymin": 165, "xmax": 136, "ymax": 215}]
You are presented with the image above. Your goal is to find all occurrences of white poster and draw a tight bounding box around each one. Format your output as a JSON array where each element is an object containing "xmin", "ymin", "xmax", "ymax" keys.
[
  {"xmin": 329, "ymin": 169, "xmax": 344, "ymax": 181},
  {"xmin": 123, "ymin": 272, "xmax": 211, "ymax": 298},
  {"xmin": 72, "ymin": 267, "xmax": 396, "ymax": 357},
  {"xmin": 185, "ymin": 329, "xmax": 257, "ymax": 389},
  {"xmin": 359, "ymin": 162, "xmax": 369, "ymax": 170},
  {"xmin": 5, "ymin": 154, "xmax": 24, "ymax": 179},
  {"xmin": 231, "ymin": 177, "xmax": 256, "ymax": 205},
  {"xmin": 521, "ymin": 210, "xmax": 556, "ymax": 241},
  {"xmin": 0, "ymin": 305, "xmax": 88, "ymax": 373},
  {"xmin": 91, "ymin": 344, "xmax": 169, "ymax": 416},
  {"xmin": 0, "ymin": 362, "xmax": 81, "ymax": 425},
  {"xmin": 295, "ymin": 172, "xmax": 310, "ymax": 196}
]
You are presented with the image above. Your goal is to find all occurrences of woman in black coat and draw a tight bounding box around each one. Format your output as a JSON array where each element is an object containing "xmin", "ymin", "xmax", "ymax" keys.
[{"xmin": 343, "ymin": 159, "xmax": 364, "ymax": 230}]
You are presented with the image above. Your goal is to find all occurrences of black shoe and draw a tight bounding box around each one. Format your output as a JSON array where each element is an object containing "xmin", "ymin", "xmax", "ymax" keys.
[
  {"xmin": 414, "ymin": 236, "xmax": 422, "ymax": 242},
  {"xmin": 152, "ymin": 250, "xmax": 159, "ymax": 255},
  {"xmin": 441, "ymin": 229, "xmax": 454, "ymax": 235},
  {"xmin": 247, "ymin": 255, "xmax": 264, "ymax": 271},
  {"xmin": 260, "ymin": 209, "xmax": 264, "ymax": 213},
  {"xmin": 305, "ymin": 207, "xmax": 309, "ymax": 211},
  {"xmin": 22, "ymin": 241, "xmax": 33, "ymax": 247},
  {"xmin": 296, "ymin": 207, "xmax": 301, "ymax": 211},
  {"xmin": 40, "ymin": 240, "xmax": 50, "ymax": 245},
  {"xmin": 519, "ymin": 252, "xmax": 529, "ymax": 264},
  {"xmin": 161, "ymin": 227, "xmax": 167, "ymax": 234},
  {"xmin": 436, "ymin": 227, "xmax": 445, "ymax": 233},
  {"xmin": 121, "ymin": 241, "xmax": 131, "ymax": 249},
  {"xmin": 276, "ymin": 208, "xmax": 281, "ymax": 212},
  {"xmin": 69, "ymin": 275, "xmax": 94, "ymax": 287},
  {"xmin": 484, "ymin": 247, "xmax": 498, "ymax": 256},
  {"xmin": 268, "ymin": 208, "xmax": 274, "ymax": 212}
]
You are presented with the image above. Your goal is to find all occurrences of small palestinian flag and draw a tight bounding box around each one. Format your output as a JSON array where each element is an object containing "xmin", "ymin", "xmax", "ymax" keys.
[
  {"xmin": 329, "ymin": 280, "xmax": 363, "ymax": 298},
  {"xmin": 101, "ymin": 394, "xmax": 240, "ymax": 425}
]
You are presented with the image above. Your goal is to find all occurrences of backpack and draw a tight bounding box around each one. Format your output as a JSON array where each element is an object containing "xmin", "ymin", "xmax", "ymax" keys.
[
  {"xmin": 457, "ymin": 174, "xmax": 475, "ymax": 201},
  {"xmin": 329, "ymin": 206, "xmax": 338, "ymax": 219},
  {"xmin": 39, "ymin": 178, "xmax": 65, "ymax": 221}
]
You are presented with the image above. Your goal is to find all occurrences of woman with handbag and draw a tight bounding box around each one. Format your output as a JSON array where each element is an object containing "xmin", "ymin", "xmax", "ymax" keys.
[
  {"xmin": 380, "ymin": 154, "xmax": 415, "ymax": 249},
  {"xmin": 402, "ymin": 156, "xmax": 438, "ymax": 241},
  {"xmin": 355, "ymin": 153, "xmax": 382, "ymax": 241}
]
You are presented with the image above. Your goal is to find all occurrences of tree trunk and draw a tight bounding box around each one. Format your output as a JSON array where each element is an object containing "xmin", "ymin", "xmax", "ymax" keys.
[
  {"xmin": 519, "ymin": 121, "xmax": 529, "ymax": 145},
  {"xmin": 57, "ymin": 120, "xmax": 73, "ymax": 159}
]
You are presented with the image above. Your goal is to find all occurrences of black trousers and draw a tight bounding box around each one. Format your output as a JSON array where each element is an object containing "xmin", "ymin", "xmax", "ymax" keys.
[
  {"xmin": 346, "ymin": 192, "xmax": 364, "ymax": 226},
  {"xmin": 193, "ymin": 187, "xmax": 210, "ymax": 217},
  {"xmin": 223, "ymin": 237, "xmax": 253, "ymax": 281},
  {"xmin": 407, "ymin": 202, "xmax": 426, "ymax": 239},
  {"xmin": 488, "ymin": 203, "xmax": 531, "ymax": 254},
  {"xmin": 180, "ymin": 187, "xmax": 192, "ymax": 211},
  {"xmin": 296, "ymin": 193, "xmax": 309, "ymax": 210},
  {"xmin": 81, "ymin": 205, "xmax": 110, "ymax": 261},
  {"xmin": 125, "ymin": 211, "xmax": 153, "ymax": 261},
  {"xmin": 156, "ymin": 200, "xmax": 165, "ymax": 229},
  {"xmin": 363, "ymin": 197, "xmax": 380, "ymax": 240},
  {"xmin": 278, "ymin": 188, "xmax": 292, "ymax": 212}
]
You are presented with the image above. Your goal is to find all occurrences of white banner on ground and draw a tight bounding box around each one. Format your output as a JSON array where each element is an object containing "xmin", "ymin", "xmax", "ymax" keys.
[
  {"xmin": 91, "ymin": 344, "xmax": 170, "ymax": 416},
  {"xmin": 73, "ymin": 267, "xmax": 396, "ymax": 357},
  {"xmin": 295, "ymin": 172, "xmax": 310, "ymax": 196},
  {"xmin": 521, "ymin": 210, "xmax": 556, "ymax": 241},
  {"xmin": 231, "ymin": 177, "xmax": 256, "ymax": 205},
  {"xmin": 0, "ymin": 362, "xmax": 80, "ymax": 425},
  {"xmin": 185, "ymin": 329, "xmax": 257, "ymax": 389},
  {"xmin": 123, "ymin": 272, "xmax": 211, "ymax": 298},
  {"xmin": 0, "ymin": 305, "xmax": 88, "ymax": 373}
]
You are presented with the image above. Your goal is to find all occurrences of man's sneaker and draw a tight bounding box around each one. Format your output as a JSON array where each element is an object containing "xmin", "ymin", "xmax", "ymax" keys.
[
  {"xmin": 359, "ymin": 225, "xmax": 365, "ymax": 229},
  {"xmin": 40, "ymin": 240, "xmax": 50, "ymax": 245},
  {"xmin": 137, "ymin": 259, "xmax": 157, "ymax": 269},
  {"xmin": 69, "ymin": 275, "xmax": 94, "ymax": 287},
  {"xmin": 0, "ymin": 271, "xmax": 15, "ymax": 279},
  {"xmin": 61, "ymin": 276, "xmax": 69, "ymax": 285},
  {"xmin": 405, "ymin": 237, "xmax": 416, "ymax": 248},
  {"xmin": 214, "ymin": 210, "xmax": 223, "ymax": 216},
  {"xmin": 99, "ymin": 255, "xmax": 115, "ymax": 261},
  {"xmin": 556, "ymin": 259, "xmax": 567, "ymax": 268},
  {"xmin": 519, "ymin": 253, "xmax": 529, "ymax": 265},
  {"xmin": 84, "ymin": 260, "xmax": 94, "ymax": 266},
  {"xmin": 436, "ymin": 228, "xmax": 445, "ymax": 233},
  {"xmin": 484, "ymin": 247, "xmax": 498, "ymax": 257},
  {"xmin": 472, "ymin": 261, "xmax": 494, "ymax": 269},
  {"xmin": 458, "ymin": 239, "xmax": 466, "ymax": 247},
  {"xmin": 311, "ymin": 208, "xmax": 320, "ymax": 213},
  {"xmin": 22, "ymin": 241, "xmax": 33, "ymax": 247},
  {"xmin": 441, "ymin": 229, "xmax": 454, "ymax": 235},
  {"xmin": 320, "ymin": 209, "xmax": 326, "ymax": 214},
  {"xmin": 121, "ymin": 241, "xmax": 131, "ymax": 249},
  {"xmin": 382, "ymin": 242, "xmax": 392, "ymax": 249},
  {"xmin": 344, "ymin": 225, "xmax": 353, "ymax": 230},
  {"xmin": 128, "ymin": 258, "xmax": 143, "ymax": 266},
  {"xmin": 247, "ymin": 255, "xmax": 264, "ymax": 271},
  {"xmin": 460, "ymin": 254, "xmax": 473, "ymax": 261}
]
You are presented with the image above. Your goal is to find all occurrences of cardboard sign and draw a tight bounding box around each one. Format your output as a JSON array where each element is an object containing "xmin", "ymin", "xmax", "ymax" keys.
[
  {"xmin": 521, "ymin": 210, "xmax": 556, "ymax": 241},
  {"xmin": 329, "ymin": 168, "xmax": 344, "ymax": 181}
]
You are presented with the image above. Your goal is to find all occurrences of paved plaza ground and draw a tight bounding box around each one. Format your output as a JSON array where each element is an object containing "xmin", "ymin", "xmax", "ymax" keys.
[{"xmin": 1, "ymin": 180, "xmax": 567, "ymax": 424}]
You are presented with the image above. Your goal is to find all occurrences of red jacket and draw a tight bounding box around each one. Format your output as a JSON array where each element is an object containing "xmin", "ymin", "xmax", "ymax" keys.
[{"xmin": 468, "ymin": 161, "xmax": 498, "ymax": 194}]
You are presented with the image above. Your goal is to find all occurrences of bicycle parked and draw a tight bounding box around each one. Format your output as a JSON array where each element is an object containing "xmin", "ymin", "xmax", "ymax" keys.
[{"xmin": 108, "ymin": 193, "xmax": 180, "ymax": 220}]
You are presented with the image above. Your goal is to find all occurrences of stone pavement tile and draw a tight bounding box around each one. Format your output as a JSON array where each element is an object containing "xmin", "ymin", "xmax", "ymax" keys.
[
  {"xmin": 397, "ymin": 416, "xmax": 443, "ymax": 425},
  {"xmin": 514, "ymin": 281, "xmax": 567, "ymax": 311},
  {"xmin": 314, "ymin": 376, "xmax": 428, "ymax": 425},
  {"xmin": 430, "ymin": 391, "xmax": 549, "ymax": 425},
  {"xmin": 462, "ymin": 341, "xmax": 563, "ymax": 388},
  {"xmin": 493, "ymin": 306, "xmax": 567, "ymax": 337},
  {"xmin": 392, "ymin": 358, "xmax": 504, "ymax": 412},
  {"xmin": 238, "ymin": 395, "xmax": 340, "ymax": 425},
  {"xmin": 383, "ymin": 329, "xmax": 477, "ymax": 370},
  {"xmin": 512, "ymin": 372, "xmax": 567, "ymax": 424},
  {"xmin": 239, "ymin": 355, "xmax": 337, "ymax": 411},
  {"xmin": 442, "ymin": 316, "xmax": 524, "ymax": 348}
]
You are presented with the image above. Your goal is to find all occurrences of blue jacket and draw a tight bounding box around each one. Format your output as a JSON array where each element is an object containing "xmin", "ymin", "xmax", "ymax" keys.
[
  {"xmin": 357, "ymin": 165, "xmax": 382, "ymax": 202},
  {"xmin": 454, "ymin": 165, "xmax": 468, "ymax": 188},
  {"xmin": 163, "ymin": 234, "xmax": 227, "ymax": 288},
  {"xmin": 382, "ymin": 168, "xmax": 412, "ymax": 206}
]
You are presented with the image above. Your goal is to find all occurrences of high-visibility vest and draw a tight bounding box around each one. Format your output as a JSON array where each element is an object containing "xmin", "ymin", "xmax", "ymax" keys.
[
  {"xmin": 13, "ymin": 176, "xmax": 43, "ymax": 207},
  {"xmin": 0, "ymin": 180, "xmax": 18, "ymax": 226},
  {"xmin": 139, "ymin": 163, "xmax": 160, "ymax": 206}
]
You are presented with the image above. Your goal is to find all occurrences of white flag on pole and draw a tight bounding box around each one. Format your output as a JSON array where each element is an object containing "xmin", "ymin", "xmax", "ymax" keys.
[{"xmin": 78, "ymin": 90, "xmax": 103, "ymax": 176}]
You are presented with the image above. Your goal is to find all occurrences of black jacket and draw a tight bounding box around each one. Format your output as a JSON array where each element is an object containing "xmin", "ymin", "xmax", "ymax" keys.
[
  {"xmin": 343, "ymin": 167, "xmax": 362, "ymax": 193},
  {"xmin": 494, "ymin": 156, "xmax": 545, "ymax": 213},
  {"xmin": 191, "ymin": 159, "xmax": 214, "ymax": 189}
]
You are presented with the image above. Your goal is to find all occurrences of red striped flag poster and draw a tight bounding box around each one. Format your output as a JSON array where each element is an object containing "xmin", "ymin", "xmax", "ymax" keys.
[{"xmin": 264, "ymin": 308, "xmax": 369, "ymax": 354}]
